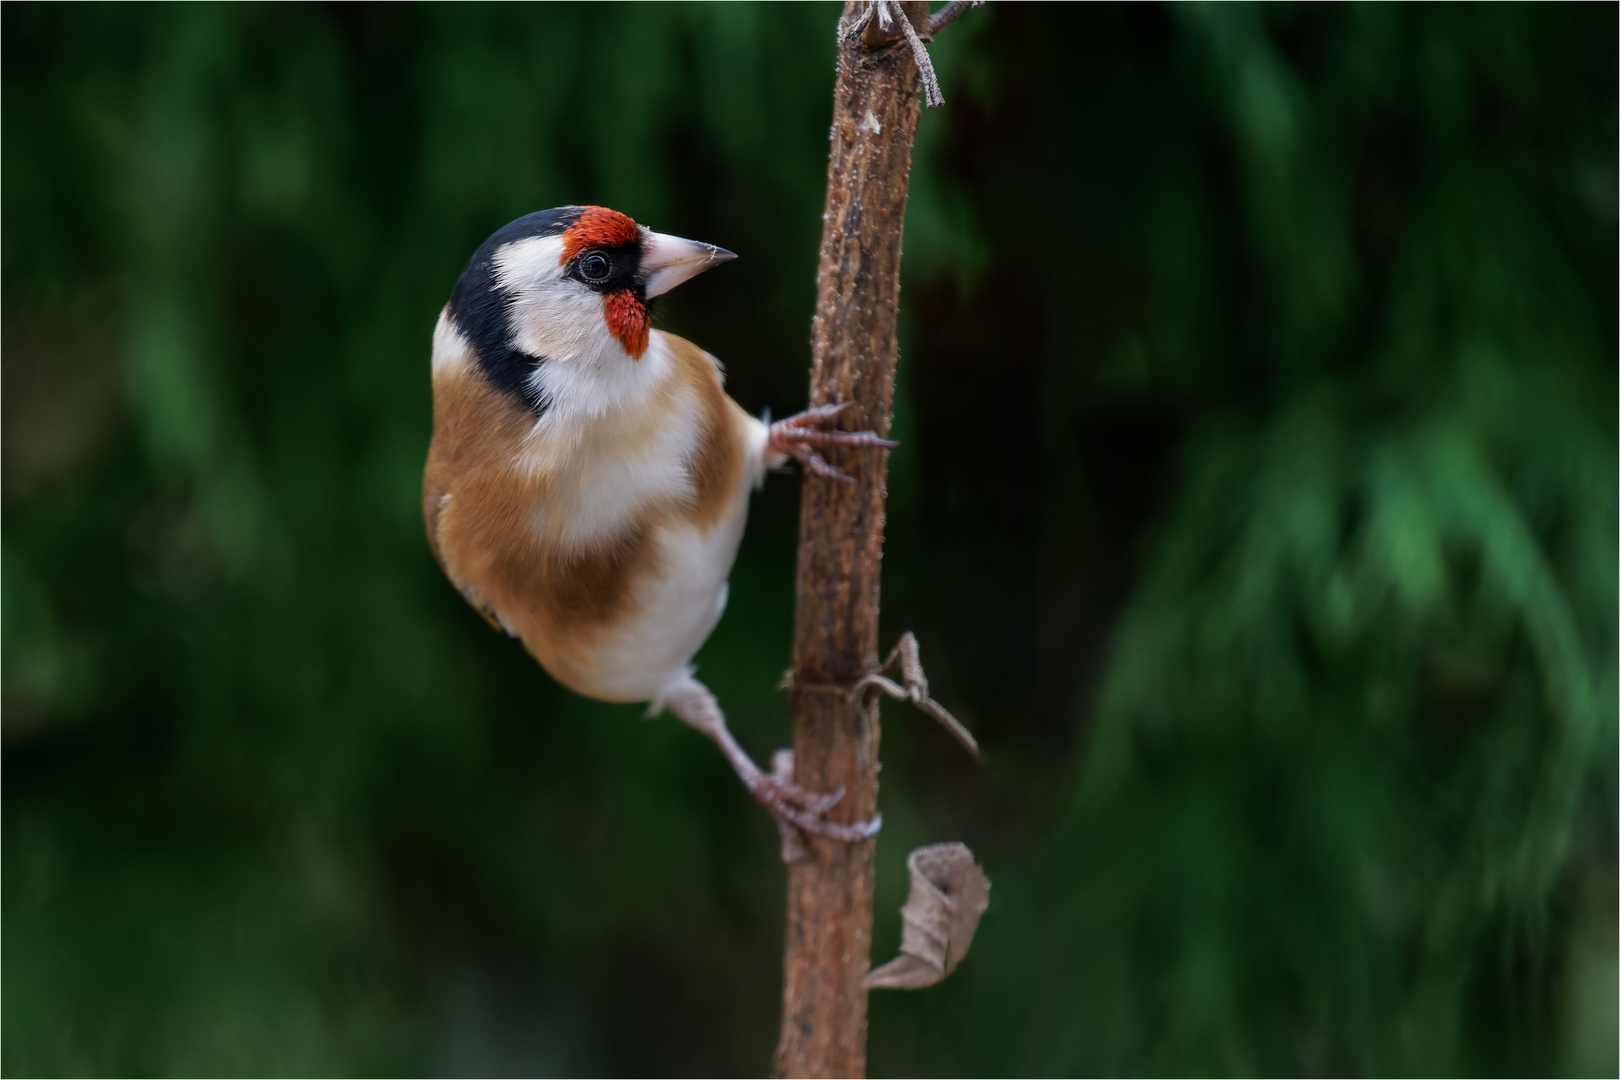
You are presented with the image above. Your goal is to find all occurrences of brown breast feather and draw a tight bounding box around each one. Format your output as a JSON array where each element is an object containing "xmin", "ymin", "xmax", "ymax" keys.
[{"xmin": 424, "ymin": 328, "xmax": 749, "ymax": 699}]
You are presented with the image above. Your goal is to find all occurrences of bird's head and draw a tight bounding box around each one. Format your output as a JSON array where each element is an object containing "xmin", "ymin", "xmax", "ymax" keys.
[{"xmin": 447, "ymin": 206, "xmax": 734, "ymax": 410}]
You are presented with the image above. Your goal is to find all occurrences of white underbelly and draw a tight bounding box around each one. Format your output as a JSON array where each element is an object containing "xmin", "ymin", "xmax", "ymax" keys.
[{"xmin": 579, "ymin": 510, "xmax": 749, "ymax": 701}]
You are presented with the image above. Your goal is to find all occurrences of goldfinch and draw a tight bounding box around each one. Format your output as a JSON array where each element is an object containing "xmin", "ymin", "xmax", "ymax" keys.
[{"xmin": 423, "ymin": 206, "xmax": 891, "ymax": 841}]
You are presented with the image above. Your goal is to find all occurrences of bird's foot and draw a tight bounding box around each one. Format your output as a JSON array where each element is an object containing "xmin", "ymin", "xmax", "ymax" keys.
[
  {"xmin": 656, "ymin": 677, "xmax": 880, "ymax": 856},
  {"xmin": 768, "ymin": 402, "xmax": 897, "ymax": 483},
  {"xmin": 751, "ymin": 765, "xmax": 882, "ymax": 846}
]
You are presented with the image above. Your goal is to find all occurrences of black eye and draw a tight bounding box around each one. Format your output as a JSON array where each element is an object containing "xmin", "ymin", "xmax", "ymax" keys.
[{"xmin": 579, "ymin": 252, "xmax": 612, "ymax": 282}]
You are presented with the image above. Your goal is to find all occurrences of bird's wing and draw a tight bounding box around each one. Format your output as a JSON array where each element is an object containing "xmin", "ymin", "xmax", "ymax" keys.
[
  {"xmin": 423, "ymin": 450, "xmax": 509, "ymax": 636},
  {"xmin": 422, "ymin": 484, "xmax": 450, "ymax": 573}
]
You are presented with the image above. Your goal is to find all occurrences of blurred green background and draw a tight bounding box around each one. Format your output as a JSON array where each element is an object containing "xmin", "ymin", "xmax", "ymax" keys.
[{"xmin": 4, "ymin": 3, "xmax": 1615, "ymax": 1076}]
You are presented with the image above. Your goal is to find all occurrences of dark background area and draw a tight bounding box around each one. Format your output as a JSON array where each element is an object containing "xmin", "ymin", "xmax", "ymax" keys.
[{"xmin": 4, "ymin": 4, "xmax": 1615, "ymax": 1076}]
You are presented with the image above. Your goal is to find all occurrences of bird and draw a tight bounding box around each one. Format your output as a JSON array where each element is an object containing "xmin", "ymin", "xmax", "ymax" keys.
[{"xmin": 423, "ymin": 205, "xmax": 893, "ymax": 843}]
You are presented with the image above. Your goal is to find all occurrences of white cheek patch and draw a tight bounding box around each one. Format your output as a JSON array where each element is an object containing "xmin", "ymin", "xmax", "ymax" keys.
[
  {"xmin": 492, "ymin": 234, "xmax": 568, "ymax": 293},
  {"xmin": 493, "ymin": 234, "xmax": 614, "ymax": 366},
  {"xmin": 512, "ymin": 285, "xmax": 607, "ymax": 366}
]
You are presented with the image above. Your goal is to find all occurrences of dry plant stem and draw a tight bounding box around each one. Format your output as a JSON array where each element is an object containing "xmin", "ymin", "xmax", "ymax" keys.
[
  {"xmin": 928, "ymin": 0, "xmax": 982, "ymax": 36},
  {"xmin": 852, "ymin": 632, "xmax": 980, "ymax": 759},
  {"xmin": 775, "ymin": 2, "xmax": 928, "ymax": 1077},
  {"xmin": 842, "ymin": 0, "xmax": 945, "ymax": 107}
]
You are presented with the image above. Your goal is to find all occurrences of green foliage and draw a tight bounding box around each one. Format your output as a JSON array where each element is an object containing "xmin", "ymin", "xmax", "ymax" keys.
[{"xmin": 4, "ymin": 4, "xmax": 1614, "ymax": 1077}]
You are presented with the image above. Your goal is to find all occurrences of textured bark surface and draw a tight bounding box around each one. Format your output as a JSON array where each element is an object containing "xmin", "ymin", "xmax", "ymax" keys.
[{"xmin": 775, "ymin": 3, "xmax": 927, "ymax": 1077}]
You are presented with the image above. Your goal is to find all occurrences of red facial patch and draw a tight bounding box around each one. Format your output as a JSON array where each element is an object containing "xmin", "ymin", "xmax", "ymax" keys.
[
  {"xmin": 560, "ymin": 207, "xmax": 648, "ymax": 357},
  {"xmin": 603, "ymin": 291, "xmax": 650, "ymax": 358},
  {"xmin": 559, "ymin": 206, "xmax": 641, "ymax": 264}
]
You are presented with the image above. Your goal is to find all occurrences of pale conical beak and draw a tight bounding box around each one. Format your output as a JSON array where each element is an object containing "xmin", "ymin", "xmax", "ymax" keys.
[{"xmin": 640, "ymin": 229, "xmax": 737, "ymax": 298}]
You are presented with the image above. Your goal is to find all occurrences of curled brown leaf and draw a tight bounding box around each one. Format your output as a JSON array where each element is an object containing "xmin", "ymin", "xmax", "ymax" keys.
[{"xmin": 865, "ymin": 842, "xmax": 990, "ymax": 990}]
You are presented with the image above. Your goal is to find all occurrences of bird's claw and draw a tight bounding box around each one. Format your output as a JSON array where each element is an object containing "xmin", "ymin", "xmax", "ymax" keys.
[
  {"xmin": 758, "ymin": 773, "xmax": 846, "ymax": 815},
  {"xmin": 789, "ymin": 401, "xmax": 857, "ymax": 424},
  {"xmin": 751, "ymin": 773, "xmax": 881, "ymax": 844},
  {"xmin": 768, "ymin": 403, "xmax": 897, "ymax": 484}
]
